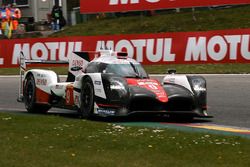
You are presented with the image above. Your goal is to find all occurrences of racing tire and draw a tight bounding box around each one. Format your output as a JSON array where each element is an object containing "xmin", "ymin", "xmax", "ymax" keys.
[
  {"xmin": 79, "ymin": 77, "xmax": 94, "ymax": 119},
  {"xmin": 23, "ymin": 74, "xmax": 50, "ymax": 113}
]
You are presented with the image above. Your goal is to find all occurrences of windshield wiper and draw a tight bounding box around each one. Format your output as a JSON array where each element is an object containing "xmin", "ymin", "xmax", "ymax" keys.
[{"xmin": 129, "ymin": 62, "xmax": 141, "ymax": 78}]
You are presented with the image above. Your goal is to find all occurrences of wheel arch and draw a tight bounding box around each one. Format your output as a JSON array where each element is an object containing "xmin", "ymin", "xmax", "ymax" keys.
[
  {"xmin": 24, "ymin": 69, "xmax": 58, "ymax": 94},
  {"xmin": 23, "ymin": 72, "xmax": 51, "ymax": 113}
]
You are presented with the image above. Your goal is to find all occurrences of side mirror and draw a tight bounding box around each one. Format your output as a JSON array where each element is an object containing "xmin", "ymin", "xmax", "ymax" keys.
[
  {"xmin": 71, "ymin": 66, "xmax": 83, "ymax": 71},
  {"xmin": 167, "ymin": 69, "xmax": 176, "ymax": 74}
]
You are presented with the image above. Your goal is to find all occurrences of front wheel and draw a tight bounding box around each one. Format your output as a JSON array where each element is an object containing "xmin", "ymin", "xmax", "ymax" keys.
[
  {"xmin": 79, "ymin": 77, "xmax": 94, "ymax": 119},
  {"xmin": 23, "ymin": 74, "xmax": 50, "ymax": 113}
]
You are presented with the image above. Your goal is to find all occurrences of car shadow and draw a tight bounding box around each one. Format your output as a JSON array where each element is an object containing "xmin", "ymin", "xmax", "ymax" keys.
[
  {"xmin": 95, "ymin": 115, "xmax": 212, "ymax": 124},
  {"xmin": 7, "ymin": 109, "xmax": 212, "ymax": 124}
]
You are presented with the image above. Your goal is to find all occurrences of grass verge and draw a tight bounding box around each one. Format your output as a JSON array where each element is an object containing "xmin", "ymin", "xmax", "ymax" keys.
[
  {"xmin": 1, "ymin": 63, "xmax": 250, "ymax": 75},
  {"xmin": 0, "ymin": 112, "xmax": 250, "ymax": 167},
  {"xmin": 51, "ymin": 5, "xmax": 250, "ymax": 37}
]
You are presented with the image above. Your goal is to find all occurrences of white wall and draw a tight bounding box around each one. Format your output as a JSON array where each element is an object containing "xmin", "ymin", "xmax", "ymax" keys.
[{"xmin": 35, "ymin": 0, "xmax": 54, "ymax": 22}]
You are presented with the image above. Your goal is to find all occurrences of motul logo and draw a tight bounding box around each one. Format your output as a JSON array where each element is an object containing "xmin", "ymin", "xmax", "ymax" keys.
[
  {"xmin": 109, "ymin": 0, "xmax": 160, "ymax": 5},
  {"xmin": 96, "ymin": 34, "xmax": 250, "ymax": 63},
  {"xmin": 12, "ymin": 42, "xmax": 83, "ymax": 64}
]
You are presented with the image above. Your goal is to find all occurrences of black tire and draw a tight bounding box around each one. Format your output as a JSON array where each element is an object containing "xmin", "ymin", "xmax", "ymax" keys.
[
  {"xmin": 23, "ymin": 74, "xmax": 50, "ymax": 113},
  {"xmin": 79, "ymin": 77, "xmax": 94, "ymax": 119}
]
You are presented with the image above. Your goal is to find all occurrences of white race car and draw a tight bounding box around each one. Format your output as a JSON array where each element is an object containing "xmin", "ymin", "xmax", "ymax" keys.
[{"xmin": 17, "ymin": 50, "xmax": 210, "ymax": 119}]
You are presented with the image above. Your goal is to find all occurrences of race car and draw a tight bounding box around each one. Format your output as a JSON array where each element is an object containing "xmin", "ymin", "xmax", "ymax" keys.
[{"xmin": 17, "ymin": 50, "xmax": 211, "ymax": 119}]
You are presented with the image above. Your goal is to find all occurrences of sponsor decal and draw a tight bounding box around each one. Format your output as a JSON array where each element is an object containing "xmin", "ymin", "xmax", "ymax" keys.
[
  {"xmin": 138, "ymin": 81, "xmax": 159, "ymax": 86},
  {"xmin": 94, "ymin": 81, "xmax": 101, "ymax": 85},
  {"xmin": 72, "ymin": 60, "xmax": 84, "ymax": 67},
  {"xmin": 80, "ymin": 0, "xmax": 250, "ymax": 13},
  {"xmin": 0, "ymin": 29, "xmax": 250, "ymax": 68},
  {"xmin": 96, "ymin": 38, "xmax": 175, "ymax": 63},
  {"xmin": 164, "ymin": 78, "xmax": 175, "ymax": 84},
  {"xmin": 36, "ymin": 79, "xmax": 47, "ymax": 86},
  {"xmin": 96, "ymin": 34, "xmax": 250, "ymax": 63},
  {"xmin": 12, "ymin": 41, "xmax": 83, "ymax": 65},
  {"xmin": 96, "ymin": 108, "xmax": 116, "ymax": 116}
]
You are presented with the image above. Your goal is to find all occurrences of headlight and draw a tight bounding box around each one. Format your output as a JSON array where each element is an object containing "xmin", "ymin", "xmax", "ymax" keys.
[
  {"xmin": 110, "ymin": 79, "xmax": 127, "ymax": 95},
  {"xmin": 110, "ymin": 80, "xmax": 125, "ymax": 90},
  {"xmin": 191, "ymin": 78, "xmax": 206, "ymax": 94}
]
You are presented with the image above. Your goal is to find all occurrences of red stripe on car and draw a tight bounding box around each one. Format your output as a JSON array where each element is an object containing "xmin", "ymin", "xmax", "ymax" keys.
[
  {"xmin": 126, "ymin": 78, "xmax": 168, "ymax": 103},
  {"xmin": 36, "ymin": 88, "xmax": 50, "ymax": 104}
]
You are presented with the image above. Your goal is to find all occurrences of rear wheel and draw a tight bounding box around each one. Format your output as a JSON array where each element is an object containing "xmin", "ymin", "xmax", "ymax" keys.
[
  {"xmin": 23, "ymin": 74, "xmax": 50, "ymax": 113},
  {"xmin": 79, "ymin": 77, "xmax": 94, "ymax": 119}
]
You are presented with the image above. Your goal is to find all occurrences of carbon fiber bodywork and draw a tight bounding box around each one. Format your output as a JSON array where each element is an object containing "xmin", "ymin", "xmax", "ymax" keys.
[{"xmin": 92, "ymin": 74, "xmax": 208, "ymax": 118}]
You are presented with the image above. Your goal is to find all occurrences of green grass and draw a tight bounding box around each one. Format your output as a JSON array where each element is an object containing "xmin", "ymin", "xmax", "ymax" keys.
[
  {"xmin": 51, "ymin": 5, "xmax": 250, "ymax": 37},
  {"xmin": 0, "ymin": 112, "xmax": 249, "ymax": 167},
  {"xmin": 2, "ymin": 63, "xmax": 250, "ymax": 75}
]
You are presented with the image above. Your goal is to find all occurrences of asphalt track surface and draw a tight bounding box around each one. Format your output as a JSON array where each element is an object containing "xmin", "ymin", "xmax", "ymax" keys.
[{"xmin": 0, "ymin": 75, "xmax": 250, "ymax": 129}]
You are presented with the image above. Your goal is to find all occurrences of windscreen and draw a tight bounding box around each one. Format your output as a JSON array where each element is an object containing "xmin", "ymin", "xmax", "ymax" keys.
[{"xmin": 104, "ymin": 63, "xmax": 148, "ymax": 79}]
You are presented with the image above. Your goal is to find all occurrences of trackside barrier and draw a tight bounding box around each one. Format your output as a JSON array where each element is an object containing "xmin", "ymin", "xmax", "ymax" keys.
[
  {"xmin": 0, "ymin": 28, "xmax": 250, "ymax": 68},
  {"xmin": 80, "ymin": 0, "xmax": 250, "ymax": 13}
]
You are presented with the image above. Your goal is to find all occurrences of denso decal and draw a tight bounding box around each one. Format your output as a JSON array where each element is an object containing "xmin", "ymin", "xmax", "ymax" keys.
[
  {"xmin": 72, "ymin": 60, "xmax": 84, "ymax": 67},
  {"xmin": 36, "ymin": 79, "xmax": 47, "ymax": 86}
]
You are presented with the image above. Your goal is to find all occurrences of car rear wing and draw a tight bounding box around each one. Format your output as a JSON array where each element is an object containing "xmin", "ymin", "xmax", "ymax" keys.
[{"xmin": 17, "ymin": 51, "xmax": 69, "ymax": 102}]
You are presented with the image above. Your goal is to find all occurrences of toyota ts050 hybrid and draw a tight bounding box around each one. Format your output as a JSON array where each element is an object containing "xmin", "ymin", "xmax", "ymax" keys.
[{"xmin": 17, "ymin": 50, "xmax": 211, "ymax": 119}]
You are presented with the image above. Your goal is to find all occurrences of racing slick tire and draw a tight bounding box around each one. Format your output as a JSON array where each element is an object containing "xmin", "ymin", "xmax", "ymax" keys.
[
  {"xmin": 23, "ymin": 74, "xmax": 50, "ymax": 113},
  {"xmin": 79, "ymin": 77, "xmax": 94, "ymax": 119}
]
